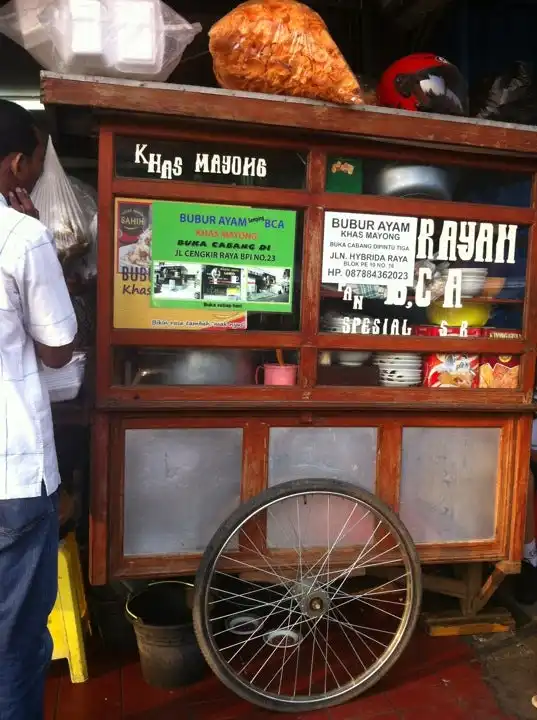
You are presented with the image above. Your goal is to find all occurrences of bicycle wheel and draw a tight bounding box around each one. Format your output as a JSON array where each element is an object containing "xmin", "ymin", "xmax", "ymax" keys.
[{"xmin": 193, "ymin": 478, "xmax": 422, "ymax": 714}]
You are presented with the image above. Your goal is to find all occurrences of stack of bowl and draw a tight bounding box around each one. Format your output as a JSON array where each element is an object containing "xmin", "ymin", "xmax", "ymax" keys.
[
  {"xmin": 441, "ymin": 268, "xmax": 487, "ymax": 298},
  {"xmin": 321, "ymin": 312, "xmax": 372, "ymax": 366},
  {"xmin": 335, "ymin": 350, "xmax": 371, "ymax": 366},
  {"xmin": 374, "ymin": 353, "xmax": 422, "ymax": 387},
  {"xmin": 321, "ymin": 312, "xmax": 349, "ymax": 334}
]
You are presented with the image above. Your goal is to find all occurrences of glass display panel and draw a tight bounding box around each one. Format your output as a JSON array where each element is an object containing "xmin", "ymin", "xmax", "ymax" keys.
[
  {"xmin": 267, "ymin": 427, "xmax": 377, "ymax": 548},
  {"xmin": 326, "ymin": 155, "xmax": 531, "ymax": 207},
  {"xmin": 114, "ymin": 199, "xmax": 303, "ymax": 331},
  {"xmin": 399, "ymin": 427, "xmax": 500, "ymax": 543},
  {"xmin": 123, "ymin": 428, "xmax": 243, "ymax": 556},
  {"xmin": 115, "ymin": 347, "xmax": 300, "ymax": 387},
  {"xmin": 115, "ymin": 136, "xmax": 307, "ymax": 189},
  {"xmin": 320, "ymin": 213, "xmax": 527, "ymax": 340},
  {"xmin": 316, "ymin": 350, "xmax": 521, "ymax": 389}
]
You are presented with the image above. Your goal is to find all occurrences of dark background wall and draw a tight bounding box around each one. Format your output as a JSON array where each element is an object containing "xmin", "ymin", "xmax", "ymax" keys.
[
  {"xmin": 3, "ymin": 0, "xmax": 537, "ymax": 174},
  {"xmin": 4, "ymin": 0, "xmax": 537, "ymax": 95}
]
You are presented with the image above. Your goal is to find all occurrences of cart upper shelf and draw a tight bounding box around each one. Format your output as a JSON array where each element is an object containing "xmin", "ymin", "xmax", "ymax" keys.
[{"xmin": 40, "ymin": 72, "xmax": 537, "ymax": 160}]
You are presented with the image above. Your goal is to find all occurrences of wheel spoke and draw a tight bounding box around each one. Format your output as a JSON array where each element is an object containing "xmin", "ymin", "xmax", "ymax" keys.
[
  {"xmin": 210, "ymin": 575, "xmax": 289, "ymax": 605},
  {"xmin": 324, "ymin": 610, "xmax": 368, "ymax": 672},
  {"xmin": 313, "ymin": 620, "xmax": 350, "ymax": 687},
  {"xmin": 240, "ymin": 526, "xmax": 300, "ymax": 585},
  {"xmin": 210, "ymin": 596, "xmax": 303, "ymax": 634},
  {"xmin": 220, "ymin": 584, "xmax": 297, "ymax": 657},
  {"xmin": 330, "ymin": 605, "xmax": 381, "ymax": 661},
  {"xmin": 326, "ymin": 609, "xmax": 389, "ymax": 650},
  {"xmin": 220, "ymin": 553, "xmax": 294, "ymax": 586}
]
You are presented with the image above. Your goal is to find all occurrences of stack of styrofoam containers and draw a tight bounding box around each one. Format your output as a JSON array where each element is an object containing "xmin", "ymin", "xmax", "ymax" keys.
[
  {"xmin": 51, "ymin": 0, "xmax": 165, "ymax": 76},
  {"xmin": 41, "ymin": 352, "xmax": 87, "ymax": 403},
  {"xmin": 9, "ymin": 0, "xmax": 200, "ymax": 80}
]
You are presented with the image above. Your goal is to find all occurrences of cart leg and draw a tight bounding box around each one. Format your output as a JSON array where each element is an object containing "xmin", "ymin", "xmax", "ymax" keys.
[
  {"xmin": 422, "ymin": 562, "xmax": 519, "ymax": 636},
  {"xmin": 458, "ymin": 563, "xmax": 482, "ymax": 617},
  {"xmin": 471, "ymin": 560, "xmax": 519, "ymax": 615}
]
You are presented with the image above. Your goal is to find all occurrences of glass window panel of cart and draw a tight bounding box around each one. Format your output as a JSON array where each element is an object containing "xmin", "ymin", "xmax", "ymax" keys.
[
  {"xmin": 115, "ymin": 136, "xmax": 307, "ymax": 189},
  {"xmin": 316, "ymin": 350, "xmax": 521, "ymax": 389},
  {"xmin": 114, "ymin": 199, "xmax": 303, "ymax": 332},
  {"xmin": 114, "ymin": 347, "xmax": 301, "ymax": 387},
  {"xmin": 325, "ymin": 155, "xmax": 532, "ymax": 208},
  {"xmin": 320, "ymin": 212, "xmax": 528, "ymax": 341}
]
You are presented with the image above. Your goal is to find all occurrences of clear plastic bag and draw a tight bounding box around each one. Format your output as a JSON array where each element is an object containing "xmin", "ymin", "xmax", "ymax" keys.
[
  {"xmin": 0, "ymin": 0, "xmax": 201, "ymax": 81},
  {"xmin": 68, "ymin": 177, "xmax": 98, "ymax": 280},
  {"xmin": 31, "ymin": 138, "xmax": 94, "ymax": 266},
  {"xmin": 209, "ymin": 0, "xmax": 363, "ymax": 105}
]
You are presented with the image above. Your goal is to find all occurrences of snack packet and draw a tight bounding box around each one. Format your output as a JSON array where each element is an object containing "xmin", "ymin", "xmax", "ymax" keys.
[{"xmin": 209, "ymin": 0, "xmax": 363, "ymax": 105}]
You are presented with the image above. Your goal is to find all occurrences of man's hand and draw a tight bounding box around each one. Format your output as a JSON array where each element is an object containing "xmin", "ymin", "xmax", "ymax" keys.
[{"xmin": 8, "ymin": 188, "xmax": 39, "ymax": 219}]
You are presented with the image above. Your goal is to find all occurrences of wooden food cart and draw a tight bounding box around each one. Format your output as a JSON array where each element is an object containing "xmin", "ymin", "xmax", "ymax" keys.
[{"xmin": 42, "ymin": 72, "xmax": 537, "ymax": 712}]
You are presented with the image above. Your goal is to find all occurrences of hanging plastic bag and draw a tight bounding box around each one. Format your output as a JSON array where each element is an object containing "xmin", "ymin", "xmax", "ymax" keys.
[
  {"xmin": 68, "ymin": 177, "xmax": 98, "ymax": 280},
  {"xmin": 209, "ymin": 0, "xmax": 363, "ymax": 105},
  {"xmin": 0, "ymin": 0, "xmax": 201, "ymax": 82},
  {"xmin": 31, "ymin": 138, "xmax": 93, "ymax": 266},
  {"xmin": 475, "ymin": 61, "xmax": 537, "ymax": 124}
]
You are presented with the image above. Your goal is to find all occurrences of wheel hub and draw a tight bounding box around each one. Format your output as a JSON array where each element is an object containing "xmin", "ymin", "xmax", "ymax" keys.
[{"xmin": 299, "ymin": 587, "xmax": 330, "ymax": 618}]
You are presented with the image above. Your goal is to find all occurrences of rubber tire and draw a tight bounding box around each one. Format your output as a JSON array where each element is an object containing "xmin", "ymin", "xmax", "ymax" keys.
[{"xmin": 193, "ymin": 478, "xmax": 422, "ymax": 714}]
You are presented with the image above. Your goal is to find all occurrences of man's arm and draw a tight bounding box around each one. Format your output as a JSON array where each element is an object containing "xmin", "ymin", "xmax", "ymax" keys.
[
  {"xmin": 35, "ymin": 340, "xmax": 74, "ymax": 369},
  {"xmin": 14, "ymin": 226, "xmax": 77, "ymax": 368}
]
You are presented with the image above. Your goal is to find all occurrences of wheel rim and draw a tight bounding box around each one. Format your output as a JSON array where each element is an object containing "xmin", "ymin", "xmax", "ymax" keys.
[{"xmin": 197, "ymin": 486, "xmax": 420, "ymax": 710}]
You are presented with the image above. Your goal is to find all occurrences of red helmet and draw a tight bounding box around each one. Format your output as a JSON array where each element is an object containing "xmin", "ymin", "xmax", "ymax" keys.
[{"xmin": 377, "ymin": 53, "xmax": 468, "ymax": 116}]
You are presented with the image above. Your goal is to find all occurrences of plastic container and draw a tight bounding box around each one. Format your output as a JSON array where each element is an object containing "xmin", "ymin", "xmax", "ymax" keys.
[
  {"xmin": 104, "ymin": 0, "xmax": 164, "ymax": 75},
  {"xmin": 372, "ymin": 164, "xmax": 456, "ymax": 200},
  {"xmin": 425, "ymin": 300, "xmax": 491, "ymax": 328},
  {"xmin": 53, "ymin": 0, "xmax": 105, "ymax": 69},
  {"xmin": 15, "ymin": 0, "xmax": 49, "ymax": 48},
  {"xmin": 125, "ymin": 581, "xmax": 206, "ymax": 689},
  {"xmin": 0, "ymin": 0, "xmax": 201, "ymax": 81},
  {"xmin": 416, "ymin": 326, "xmax": 481, "ymax": 388},
  {"xmin": 41, "ymin": 352, "xmax": 86, "ymax": 403}
]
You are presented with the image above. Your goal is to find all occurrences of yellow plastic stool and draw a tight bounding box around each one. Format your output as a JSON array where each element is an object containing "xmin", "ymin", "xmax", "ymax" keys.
[{"xmin": 47, "ymin": 532, "xmax": 90, "ymax": 683}]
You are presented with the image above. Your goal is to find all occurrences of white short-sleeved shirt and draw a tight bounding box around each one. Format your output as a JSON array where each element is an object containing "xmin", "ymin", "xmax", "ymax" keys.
[{"xmin": 0, "ymin": 194, "xmax": 77, "ymax": 499}]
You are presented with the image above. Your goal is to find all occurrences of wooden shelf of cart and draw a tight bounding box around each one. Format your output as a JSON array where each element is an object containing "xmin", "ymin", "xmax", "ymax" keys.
[{"xmin": 42, "ymin": 74, "xmax": 537, "ymax": 611}]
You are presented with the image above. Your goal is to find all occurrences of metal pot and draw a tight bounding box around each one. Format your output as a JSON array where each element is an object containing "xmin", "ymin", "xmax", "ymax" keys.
[
  {"xmin": 372, "ymin": 164, "xmax": 455, "ymax": 200},
  {"xmin": 132, "ymin": 350, "xmax": 254, "ymax": 386}
]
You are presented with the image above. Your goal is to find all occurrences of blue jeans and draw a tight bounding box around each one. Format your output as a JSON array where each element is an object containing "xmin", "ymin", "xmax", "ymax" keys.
[{"xmin": 0, "ymin": 485, "xmax": 59, "ymax": 720}]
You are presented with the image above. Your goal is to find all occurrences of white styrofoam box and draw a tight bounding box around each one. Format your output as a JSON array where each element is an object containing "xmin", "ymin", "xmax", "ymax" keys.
[
  {"xmin": 104, "ymin": 0, "xmax": 164, "ymax": 74},
  {"xmin": 54, "ymin": 0, "xmax": 104, "ymax": 66},
  {"xmin": 15, "ymin": 0, "xmax": 50, "ymax": 49},
  {"xmin": 70, "ymin": 0, "xmax": 103, "ymax": 55},
  {"xmin": 41, "ymin": 352, "xmax": 86, "ymax": 403}
]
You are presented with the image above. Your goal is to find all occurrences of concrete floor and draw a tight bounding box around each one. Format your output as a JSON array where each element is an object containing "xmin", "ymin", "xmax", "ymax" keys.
[{"xmin": 472, "ymin": 585, "xmax": 537, "ymax": 720}]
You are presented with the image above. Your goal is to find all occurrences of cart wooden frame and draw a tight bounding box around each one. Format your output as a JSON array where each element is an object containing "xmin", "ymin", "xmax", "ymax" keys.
[{"xmin": 42, "ymin": 73, "xmax": 537, "ymax": 615}]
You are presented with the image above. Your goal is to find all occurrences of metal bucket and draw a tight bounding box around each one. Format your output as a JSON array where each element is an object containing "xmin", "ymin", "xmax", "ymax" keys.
[{"xmin": 126, "ymin": 581, "xmax": 206, "ymax": 689}]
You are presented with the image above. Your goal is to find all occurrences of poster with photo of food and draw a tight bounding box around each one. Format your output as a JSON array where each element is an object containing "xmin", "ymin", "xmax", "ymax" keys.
[{"xmin": 113, "ymin": 198, "xmax": 247, "ymax": 331}]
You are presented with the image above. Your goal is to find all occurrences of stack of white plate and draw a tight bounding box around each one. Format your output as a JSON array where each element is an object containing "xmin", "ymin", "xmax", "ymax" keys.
[
  {"xmin": 321, "ymin": 314, "xmax": 348, "ymax": 334},
  {"xmin": 441, "ymin": 268, "xmax": 487, "ymax": 298},
  {"xmin": 320, "ymin": 312, "xmax": 375, "ymax": 334},
  {"xmin": 374, "ymin": 353, "xmax": 422, "ymax": 387}
]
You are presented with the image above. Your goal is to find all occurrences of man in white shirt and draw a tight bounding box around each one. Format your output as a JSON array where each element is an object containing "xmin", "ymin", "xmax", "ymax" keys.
[{"xmin": 0, "ymin": 100, "xmax": 77, "ymax": 719}]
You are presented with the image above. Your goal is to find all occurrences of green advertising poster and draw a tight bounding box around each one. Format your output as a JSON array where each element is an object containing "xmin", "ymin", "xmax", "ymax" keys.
[{"xmin": 151, "ymin": 201, "xmax": 297, "ymax": 313}]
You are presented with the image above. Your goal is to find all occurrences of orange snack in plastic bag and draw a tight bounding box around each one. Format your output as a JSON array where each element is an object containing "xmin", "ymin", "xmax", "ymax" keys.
[{"xmin": 209, "ymin": 0, "xmax": 363, "ymax": 105}]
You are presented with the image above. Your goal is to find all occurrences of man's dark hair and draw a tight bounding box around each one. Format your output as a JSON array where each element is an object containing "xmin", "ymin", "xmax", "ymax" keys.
[{"xmin": 0, "ymin": 99, "xmax": 38, "ymax": 161}]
